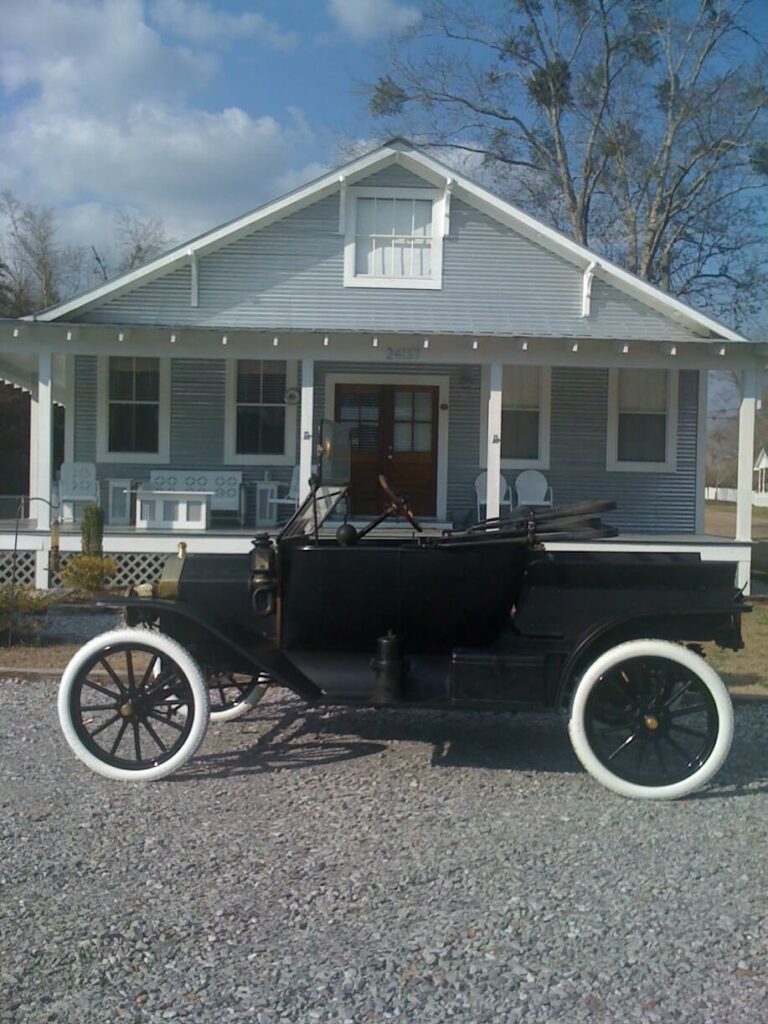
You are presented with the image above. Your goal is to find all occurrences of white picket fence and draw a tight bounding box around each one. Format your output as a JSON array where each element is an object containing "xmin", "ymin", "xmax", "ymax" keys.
[{"xmin": 705, "ymin": 487, "xmax": 768, "ymax": 507}]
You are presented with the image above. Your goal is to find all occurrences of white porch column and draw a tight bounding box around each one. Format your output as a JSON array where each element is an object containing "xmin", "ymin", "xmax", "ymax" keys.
[
  {"xmin": 35, "ymin": 352, "xmax": 53, "ymax": 532},
  {"xmin": 735, "ymin": 364, "xmax": 760, "ymax": 592},
  {"xmin": 299, "ymin": 358, "xmax": 314, "ymax": 503},
  {"xmin": 485, "ymin": 362, "xmax": 503, "ymax": 520}
]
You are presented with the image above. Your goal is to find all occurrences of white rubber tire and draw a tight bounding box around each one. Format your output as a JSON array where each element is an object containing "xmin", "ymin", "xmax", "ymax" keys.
[
  {"xmin": 58, "ymin": 627, "xmax": 210, "ymax": 782},
  {"xmin": 209, "ymin": 676, "xmax": 268, "ymax": 723},
  {"xmin": 568, "ymin": 639, "xmax": 733, "ymax": 800}
]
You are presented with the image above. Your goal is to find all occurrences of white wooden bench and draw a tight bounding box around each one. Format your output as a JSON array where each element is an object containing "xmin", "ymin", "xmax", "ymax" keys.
[{"xmin": 144, "ymin": 470, "xmax": 246, "ymax": 526}]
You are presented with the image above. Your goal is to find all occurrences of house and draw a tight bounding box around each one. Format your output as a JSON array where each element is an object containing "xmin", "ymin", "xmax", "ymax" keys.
[
  {"xmin": 755, "ymin": 448, "xmax": 768, "ymax": 494},
  {"xmin": 0, "ymin": 139, "xmax": 765, "ymax": 590}
]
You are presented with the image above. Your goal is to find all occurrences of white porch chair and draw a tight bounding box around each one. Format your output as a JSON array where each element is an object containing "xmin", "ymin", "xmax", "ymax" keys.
[
  {"xmin": 59, "ymin": 462, "xmax": 99, "ymax": 522},
  {"xmin": 514, "ymin": 469, "xmax": 553, "ymax": 508},
  {"xmin": 266, "ymin": 466, "xmax": 301, "ymax": 522},
  {"xmin": 474, "ymin": 471, "xmax": 513, "ymax": 521}
]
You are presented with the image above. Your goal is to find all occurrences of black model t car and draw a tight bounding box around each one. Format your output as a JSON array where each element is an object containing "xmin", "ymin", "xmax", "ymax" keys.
[{"xmin": 58, "ymin": 423, "xmax": 746, "ymax": 799}]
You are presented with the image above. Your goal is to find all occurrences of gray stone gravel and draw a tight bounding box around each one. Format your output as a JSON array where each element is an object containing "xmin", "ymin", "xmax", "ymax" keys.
[{"xmin": 1, "ymin": 683, "xmax": 766, "ymax": 1024}]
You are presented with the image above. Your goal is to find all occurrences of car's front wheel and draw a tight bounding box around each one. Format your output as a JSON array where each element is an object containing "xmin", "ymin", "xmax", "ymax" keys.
[
  {"xmin": 568, "ymin": 639, "xmax": 733, "ymax": 800},
  {"xmin": 58, "ymin": 628, "xmax": 209, "ymax": 781}
]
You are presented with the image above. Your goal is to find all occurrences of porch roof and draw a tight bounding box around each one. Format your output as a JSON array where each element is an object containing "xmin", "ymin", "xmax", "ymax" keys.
[{"xmin": 0, "ymin": 322, "xmax": 765, "ymax": 391}]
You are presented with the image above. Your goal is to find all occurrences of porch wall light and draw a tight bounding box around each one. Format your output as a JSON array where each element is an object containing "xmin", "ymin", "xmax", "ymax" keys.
[
  {"xmin": 423, "ymin": 338, "xmax": 430, "ymax": 349},
  {"xmin": 372, "ymin": 337, "xmax": 379, "ymax": 348},
  {"xmin": 323, "ymin": 335, "xmax": 330, "ymax": 347},
  {"xmin": 472, "ymin": 339, "xmax": 479, "ymax": 350},
  {"xmin": 273, "ymin": 337, "xmax": 279, "ymax": 347},
  {"xmin": 222, "ymin": 335, "xmax": 228, "ymax": 346}
]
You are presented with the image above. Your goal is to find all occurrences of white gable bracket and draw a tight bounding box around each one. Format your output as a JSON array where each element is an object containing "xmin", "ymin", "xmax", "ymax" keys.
[
  {"xmin": 338, "ymin": 176, "xmax": 346, "ymax": 235},
  {"xmin": 187, "ymin": 248, "xmax": 199, "ymax": 308},
  {"xmin": 581, "ymin": 261, "xmax": 597, "ymax": 318},
  {"xmin": 442, "ymin": 179, "xmax": 453, "ymax": 238}
]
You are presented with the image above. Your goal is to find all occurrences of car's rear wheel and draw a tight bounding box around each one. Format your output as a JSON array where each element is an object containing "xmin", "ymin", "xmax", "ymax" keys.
[
  {"xmin": 58, "ymin": 628, "xmax": 209, "ymax": 781},
  {"xmin": 568, "ymin": 639, "xmax": 733, "ymax": 800}
]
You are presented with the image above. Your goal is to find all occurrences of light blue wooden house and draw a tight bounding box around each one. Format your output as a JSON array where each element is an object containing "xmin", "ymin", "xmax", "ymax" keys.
[{"xmin": 0, "ymin": 139, "xmax": 764, "ymax": 589}]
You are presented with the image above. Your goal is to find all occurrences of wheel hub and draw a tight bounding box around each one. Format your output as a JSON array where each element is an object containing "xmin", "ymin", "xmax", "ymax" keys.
[
  {"xmin": 643, "ymin": 713, "xmax": 660, "ymax": 731},
  {"xmin": 119, "ymin": 702, "xmax": 134, "ymax": 718}
]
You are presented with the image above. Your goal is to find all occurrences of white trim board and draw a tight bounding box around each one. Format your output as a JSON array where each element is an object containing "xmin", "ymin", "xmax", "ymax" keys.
[
  {"xmin": 31, "ymin": 139, "xmax": 747, "ymax": 344},
  {"xmin": 323, "ymin": 371, "xmax": 450, "ymax": 521}
]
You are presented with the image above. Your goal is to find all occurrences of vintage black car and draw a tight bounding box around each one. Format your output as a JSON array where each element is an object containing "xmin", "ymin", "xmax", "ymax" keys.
[{"xmin": 58, "ymin": 423, "xmax": 747, "ymax": 799}]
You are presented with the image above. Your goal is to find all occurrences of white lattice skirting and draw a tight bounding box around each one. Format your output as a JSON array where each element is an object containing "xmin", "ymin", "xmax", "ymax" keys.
[
  {"xmin": 0, "ymin": 551, "xmax": 36, "ymax": 587},
  {"xmin": 50, "ymin": 552, "xmax": 167, "ymax": 589}
]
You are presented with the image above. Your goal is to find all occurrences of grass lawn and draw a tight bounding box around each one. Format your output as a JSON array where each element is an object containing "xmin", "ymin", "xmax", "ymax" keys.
[
  {"xmin": 705, "ymin": 501, "xmax": 768, "ymax": 540},
  {"xmin": 704, "ymin": 598, "xmax": 768, "ymax": 693}
]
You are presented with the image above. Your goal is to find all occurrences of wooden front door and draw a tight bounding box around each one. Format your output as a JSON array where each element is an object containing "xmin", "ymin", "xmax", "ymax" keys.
[{"xmin": 335, "ymin": 383, "xmax": 439, "ymax": 516}]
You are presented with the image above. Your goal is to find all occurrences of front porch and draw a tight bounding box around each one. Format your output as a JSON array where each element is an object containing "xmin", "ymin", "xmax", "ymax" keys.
[{"xmin": 0, "ymin": 320, "xmax": 764, "ymax": 590}]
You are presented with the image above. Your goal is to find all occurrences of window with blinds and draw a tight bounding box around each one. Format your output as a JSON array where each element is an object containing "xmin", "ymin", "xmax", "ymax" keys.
[
  {"xmin": 355, "ymin": 197, "xmax": 433, "ymax": 279},
  {"xmin": 616, "ymin": 369, "xmax": 668, "ymax": 463},
  {"xmin": 501, "ymin": 365, "xmax": 541, "ymax": 461}
]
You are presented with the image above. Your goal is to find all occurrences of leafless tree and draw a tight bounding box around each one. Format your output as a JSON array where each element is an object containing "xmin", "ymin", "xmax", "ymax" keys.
[{"xmin": 369, "ymin": 0, "xmax": 768, "ymax": 326}]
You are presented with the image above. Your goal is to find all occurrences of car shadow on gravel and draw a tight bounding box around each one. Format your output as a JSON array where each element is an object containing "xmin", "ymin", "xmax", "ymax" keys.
[
  {"xmin": 172, "ymin": 701, "xmax": 388, "ymax": 780},
  {"xmin": 177, "ymin": 698, "xmax": 768, "ymax": 795}
]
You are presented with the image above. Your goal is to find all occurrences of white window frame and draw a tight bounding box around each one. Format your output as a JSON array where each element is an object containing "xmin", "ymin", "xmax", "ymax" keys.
[
  {"xmin": 224, "ymin": 359, "xmax": 298, "ymax": 466},
  {"xmin": 479, "ymin": 365, "xmax": 551, "ymax": 470},
  {"xmin": 97, "ymin": 356, "xmax": 170, "ymax": 464},
  {"xmin": 343, "ymin": 186, "xmax": 446, "ymax": 290},
  {"xmin": 606, "ymin": 367, "xmax": 678, "ymax": 473}
]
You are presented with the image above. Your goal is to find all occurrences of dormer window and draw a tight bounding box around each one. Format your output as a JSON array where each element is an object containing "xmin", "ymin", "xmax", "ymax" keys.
[{"xmin": 343, "ymin": 185, "xmax": 446, "ymax": 289}]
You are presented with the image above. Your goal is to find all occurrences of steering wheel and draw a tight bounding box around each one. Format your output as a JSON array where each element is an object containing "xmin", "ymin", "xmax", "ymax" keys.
[{"xmin": 378, "ymin": 475, "xmax": 424, "ymax": 532}]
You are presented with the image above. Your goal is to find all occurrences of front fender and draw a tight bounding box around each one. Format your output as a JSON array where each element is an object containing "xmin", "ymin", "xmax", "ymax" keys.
[{"xmin": 102, "ymin": 597, "xmax": 323, "ymax": 704}]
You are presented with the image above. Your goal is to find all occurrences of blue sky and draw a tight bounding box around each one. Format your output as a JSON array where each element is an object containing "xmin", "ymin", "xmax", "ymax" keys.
[{"xmin": 0, "ymin": 0, "xmax": 422, "ymax": 250}]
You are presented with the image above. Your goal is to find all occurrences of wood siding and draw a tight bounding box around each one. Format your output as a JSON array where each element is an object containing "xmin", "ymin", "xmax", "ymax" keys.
[{"xmin": 75, "ymin": 192, "xmax": 702, "ymax": 343}]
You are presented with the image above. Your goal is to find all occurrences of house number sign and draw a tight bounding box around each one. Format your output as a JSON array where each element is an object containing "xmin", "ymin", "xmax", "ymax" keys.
[{"xmin": 385, "ymin": 347, "xmax": 421, "ymax": 362}]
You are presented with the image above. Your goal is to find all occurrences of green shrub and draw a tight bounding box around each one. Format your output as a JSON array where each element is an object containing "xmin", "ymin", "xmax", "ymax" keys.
[
  {"xmin": 81, "ymin": 504, "xmax": 104, "ymax": 557},
  {"xmin": 0, "ymin": 585, "xmax": 53, "ymax": 644},
  {"xmin": 60, "ymin": 554, "xmax": 118, "ymax": 594}
]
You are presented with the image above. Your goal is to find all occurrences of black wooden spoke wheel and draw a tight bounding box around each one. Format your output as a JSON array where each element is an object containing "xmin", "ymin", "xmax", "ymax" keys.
[
  {"xmin": 124, "ymin": 611, "xmax": 266, "ymax": 723},
  {"xmin": 58, "ymin": 628, "xmax": 209, "ymax": 781},
  {"xmin": 568, "ymin": 640, "xmax": 733, "ymax": 799},
  {"xmin": 206, "ymin": 672, "xmax": 269, "ymax": 722}
]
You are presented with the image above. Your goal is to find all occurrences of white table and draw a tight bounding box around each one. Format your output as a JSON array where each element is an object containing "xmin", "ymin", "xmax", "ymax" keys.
[{"xmin": 136, "ymin": 489, "xmax": 212, "ymax": 530}]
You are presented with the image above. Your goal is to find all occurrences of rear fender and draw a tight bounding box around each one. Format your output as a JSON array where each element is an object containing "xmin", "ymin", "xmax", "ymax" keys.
[
  {"xmin": 107, "ymin": 598, "xmax": 323, "ymax": 704},
  {"xmin": 554, "ymin": 605, "xmax": 746, "ymax": 711}
]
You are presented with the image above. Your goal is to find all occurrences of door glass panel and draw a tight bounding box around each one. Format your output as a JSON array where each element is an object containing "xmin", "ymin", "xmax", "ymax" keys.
[
  {"xmin": 414, "ymin": 392, "xmax": 432, "ymax": 419},
  {"xmin": 393, "ymin": 422, "xmax": 412, "ymax": 452},
  {"xmin": 394, "ymin": 391, "xmax": 413, "ymax": 420},
  {"xmin": 413, "ymin": 423, "xmax": 432, "ymax": 452}
]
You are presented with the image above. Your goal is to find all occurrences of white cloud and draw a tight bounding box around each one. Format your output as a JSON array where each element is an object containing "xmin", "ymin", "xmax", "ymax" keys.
[
  {"xmin": 327, "ymin": 0, "xmax": 420, "ymax": 41},
  {"xmin": 0, "ymin": 1, "xmax": 324, "ymax": 251},
  {"xmin": 151, "ymin": 0, "xmax": 298, "ymax": 49}
]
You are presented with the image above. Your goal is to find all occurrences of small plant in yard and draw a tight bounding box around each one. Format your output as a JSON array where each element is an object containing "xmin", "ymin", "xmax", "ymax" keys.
[
  {"xmin": 60, "ymin": 554, "xmax": 118, "ymax": 594},
  {"xmin": 0, "ymin": 584, "xmax": 53, "ymax": 645},
  {"xmin": 59, "ymin": 504, "xmax": 118, "ymax": 595},
  {"xmin": 81, "ymin": 504, "xmax": 105, "ymax": 556}
]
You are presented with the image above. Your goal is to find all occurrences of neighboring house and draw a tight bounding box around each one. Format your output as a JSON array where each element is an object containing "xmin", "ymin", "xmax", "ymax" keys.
[
  {"xmin": 755, "ymin": 448, "xmax": 768, "ymax": 493},
  {"xmin": 0, "ymin": 139, "xmax": 764, "ymax": 589}
]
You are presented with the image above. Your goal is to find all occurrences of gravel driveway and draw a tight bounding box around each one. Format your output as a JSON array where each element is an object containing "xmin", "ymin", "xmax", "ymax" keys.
[{"xmin": 1, "ymin": 683, "xmax": 766, "ymax": 1024}]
